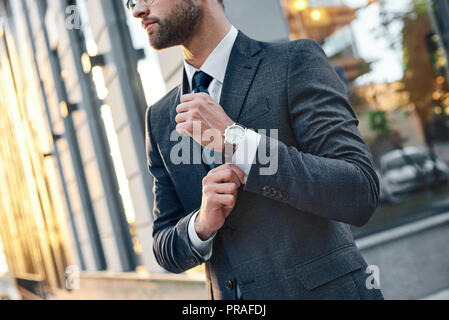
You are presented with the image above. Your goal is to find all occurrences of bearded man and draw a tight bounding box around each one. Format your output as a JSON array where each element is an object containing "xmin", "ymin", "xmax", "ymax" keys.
[{"xmin": 128, "ymin": 0, "xmax": 384, "ymax": 300}]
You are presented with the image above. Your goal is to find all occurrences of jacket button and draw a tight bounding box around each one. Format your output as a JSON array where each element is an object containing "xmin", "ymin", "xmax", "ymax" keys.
[
  {"xmin": 225, "ymin": 280, "xmax": 234, "ymax": 290},
  {"xmin": 262, "ymin": 185, "xmax": 270, "ymax": 194}
]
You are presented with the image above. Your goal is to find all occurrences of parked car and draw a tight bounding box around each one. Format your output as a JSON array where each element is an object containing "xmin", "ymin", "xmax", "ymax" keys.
[{"xmin": 378, "ymin": 146, "xmax": 449, "ymax": 203}]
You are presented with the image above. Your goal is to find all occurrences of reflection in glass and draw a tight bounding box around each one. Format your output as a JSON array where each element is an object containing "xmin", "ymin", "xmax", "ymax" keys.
[{"xmin": 283, "ymin": 0, "xmax": 449, "ymax": 237}]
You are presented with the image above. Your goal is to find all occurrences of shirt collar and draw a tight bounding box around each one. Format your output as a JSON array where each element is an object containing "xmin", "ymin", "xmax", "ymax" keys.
[{"xmin": 184, "ymin": 25, "xmax": 238, "ymax": 91}]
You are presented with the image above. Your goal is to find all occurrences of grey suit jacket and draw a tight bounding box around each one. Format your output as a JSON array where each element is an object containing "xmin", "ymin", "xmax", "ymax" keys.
[{"xmin": 145, "ymin": 31, "xmax": 383, "ymax": 300}]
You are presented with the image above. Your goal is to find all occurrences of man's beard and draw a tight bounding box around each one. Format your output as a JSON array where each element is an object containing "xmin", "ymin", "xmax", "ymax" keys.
[{"xmin": 148, "ymin": 0, "xmax": 201, "ymax": 50}]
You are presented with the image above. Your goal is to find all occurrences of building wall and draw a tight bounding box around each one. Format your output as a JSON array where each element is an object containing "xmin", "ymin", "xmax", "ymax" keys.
[
  {"xmin": 76, "ymin": 0, "xmax": 162, "ymax": 274},
  {"xmin": 9, "ymin": 0, "xmax": 155, "ymax": 275},
  {"xmin": 23, "ymin": 0, "xmax": 104, "ymax": 272},
  {"xmin": 6, "ymin": 0, "xmax": 291, "ymax": 284}
]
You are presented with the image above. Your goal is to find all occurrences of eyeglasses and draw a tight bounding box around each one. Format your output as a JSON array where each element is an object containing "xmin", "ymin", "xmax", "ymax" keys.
[{"xmin": 126, "ymin": 0, "xmax": 157, "ymax": 10}]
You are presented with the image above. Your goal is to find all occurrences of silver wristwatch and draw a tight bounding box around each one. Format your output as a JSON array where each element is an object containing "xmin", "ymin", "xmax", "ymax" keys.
[{"xmin": 223, "ymin": 123, "xmax": 247, "ymax": 157}]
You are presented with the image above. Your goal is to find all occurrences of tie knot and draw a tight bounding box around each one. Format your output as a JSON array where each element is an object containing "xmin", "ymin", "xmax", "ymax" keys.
[{"xmin": 192, "ymin": 71, "xmax": 214, "ymax": 94}]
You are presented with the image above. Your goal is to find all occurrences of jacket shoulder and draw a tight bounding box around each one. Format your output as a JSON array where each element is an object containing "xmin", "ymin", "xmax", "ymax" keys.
[
  {"xmin": 255, "ymin": 38, "xmax": 324, "ymax": 63},
  {"xmin": 286, "ymin": 38, "xmax": 328, "ymax": 59}
]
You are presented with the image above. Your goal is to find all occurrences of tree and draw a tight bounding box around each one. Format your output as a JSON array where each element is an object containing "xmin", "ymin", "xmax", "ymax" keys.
[{"xmin": 402, "ymin": 0, "xmax": 440, "ymax": 127}]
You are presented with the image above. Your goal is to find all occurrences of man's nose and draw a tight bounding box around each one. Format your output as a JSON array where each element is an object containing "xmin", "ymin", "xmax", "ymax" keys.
[{"xmin": 132, "ymin": 0, "xmax": 150, "ymax": 18}]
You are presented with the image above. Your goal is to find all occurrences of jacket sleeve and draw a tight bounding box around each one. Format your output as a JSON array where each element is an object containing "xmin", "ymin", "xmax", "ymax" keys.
[
  {"xmin": 244, "ymin": 39, "xmax": 379, "ymax": 227},
  {"xmin": 146, "ymin": 106, "xmax": 206, "ymax": 273}
]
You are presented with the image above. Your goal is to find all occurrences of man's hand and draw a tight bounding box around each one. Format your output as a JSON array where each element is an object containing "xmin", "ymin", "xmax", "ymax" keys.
[
  {"xmin": 175, "ymin": 93, "xmax": 234, "ymax": 152},
  {"xmin": 195, "ymin": 164, "xmax": 247, "ymax": 240}
]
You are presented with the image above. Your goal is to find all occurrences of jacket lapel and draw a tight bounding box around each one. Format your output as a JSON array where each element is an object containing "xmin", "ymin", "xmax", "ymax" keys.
[{"xmin": 219, "ymin": 31, "xmax": 263, "ymax": 123}]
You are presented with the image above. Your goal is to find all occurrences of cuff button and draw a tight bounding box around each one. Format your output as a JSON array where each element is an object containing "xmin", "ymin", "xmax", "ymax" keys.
[{"xmin": 187, "ymin": 258, "xmax": 196, "ymax": 266}]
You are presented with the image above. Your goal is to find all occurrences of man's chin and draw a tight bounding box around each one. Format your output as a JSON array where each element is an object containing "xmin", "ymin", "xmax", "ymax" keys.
[
  {"xmin": 148, "ymin": 35, "xmax": 180, "ymax": 51},
  {"xmin": 148, "ymin": 39, "xmax": 166, "ymax": 51},
  {"xmin": 147, "ymin": 34, "xmax": 163, "ymax": 50}
]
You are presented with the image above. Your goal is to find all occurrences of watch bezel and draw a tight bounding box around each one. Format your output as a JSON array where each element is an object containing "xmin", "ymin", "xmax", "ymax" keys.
[
  {"xmin": 224, "ymin": 124, "xmax": 247, "ymax": 144},
  {"xmin": 223, "ymin": 123, "xmax": 247, "ymax": 156}
]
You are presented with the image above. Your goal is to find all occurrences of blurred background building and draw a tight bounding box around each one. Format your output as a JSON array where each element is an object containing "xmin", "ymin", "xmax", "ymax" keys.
[{"xmin": 0, "ymin": 0, "xmax": 448, "ymax": 300}]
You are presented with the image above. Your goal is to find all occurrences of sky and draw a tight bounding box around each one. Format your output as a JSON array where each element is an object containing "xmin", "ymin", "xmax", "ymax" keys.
[{"xmin": 343, "ymin": 0, "xmax": 413, "ymax": 85}]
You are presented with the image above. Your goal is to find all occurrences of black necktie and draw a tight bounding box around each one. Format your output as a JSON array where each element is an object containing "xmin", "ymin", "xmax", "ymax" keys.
[
  {"xmin": 193, "ymin": 71, "xmax": 242, "ymax": 299},
  {"xmin": 192, "ymin": 71, "xmax": 214, "ymax": 94},
  {"xmin": 192, "ymin": 71, "xmax": 216, "ymax": 170}
]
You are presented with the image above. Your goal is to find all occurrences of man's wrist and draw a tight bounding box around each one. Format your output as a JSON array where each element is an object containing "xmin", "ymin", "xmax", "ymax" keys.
[
  {"xmin": 223, "ymin": 123, "xmax": 247, "ymax": 156},
  {"xmin": 188, "ymin": 211, "xmax": 215, "ymax": 259},
  {"xmin": 194, "ymin": 214, "xmax": 215, "ymax": 241},
  {"xmin": 220, "ymin": 118, "xmax": 235, "ymax": 136}
]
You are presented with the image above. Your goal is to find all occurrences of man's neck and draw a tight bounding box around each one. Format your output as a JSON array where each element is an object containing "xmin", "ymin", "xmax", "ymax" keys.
[{"xmin": 182, "ymin": 10, "xmax": 231, "ymax": 69}]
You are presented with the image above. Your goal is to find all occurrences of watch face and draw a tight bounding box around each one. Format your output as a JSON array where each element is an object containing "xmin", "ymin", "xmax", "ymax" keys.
[{"xmin": 227, "ymin": 126, "xmax": 246, "ymax": 144}]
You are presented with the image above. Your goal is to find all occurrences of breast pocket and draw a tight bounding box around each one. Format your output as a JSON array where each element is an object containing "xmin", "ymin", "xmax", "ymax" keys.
[{"xmin": 239, "ymin": 96, "xmax": 271, "ymax": 128}]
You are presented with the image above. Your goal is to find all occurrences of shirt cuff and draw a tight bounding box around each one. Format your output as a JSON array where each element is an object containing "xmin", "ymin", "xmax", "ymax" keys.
[
  {"xmin": 188, "ymin": 211, "xmax": 215, "ymax": 260},
  {"xmin": 232, "ymin": 129, "xmax": 262, "ymax": 183}
]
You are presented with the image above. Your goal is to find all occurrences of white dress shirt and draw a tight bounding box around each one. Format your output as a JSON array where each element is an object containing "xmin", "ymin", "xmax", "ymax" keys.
[{"xmin": 184, "ymin": 25, "xmax": 261, "ymax": 259}]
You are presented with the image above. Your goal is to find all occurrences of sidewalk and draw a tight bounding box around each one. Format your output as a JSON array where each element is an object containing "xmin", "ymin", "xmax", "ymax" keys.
[
  {"xmin": 0, "ymin": 273, "xmax": 20, "ymax": 300},
  {"xmin": 422, "ymin": 288, "xmax": 449, "ymax": 300}
]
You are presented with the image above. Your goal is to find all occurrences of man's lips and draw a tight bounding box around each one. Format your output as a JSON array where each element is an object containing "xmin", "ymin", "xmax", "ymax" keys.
[{"xmin": 143, "ymin": 21, "xmax": 158, "ymax": 31}]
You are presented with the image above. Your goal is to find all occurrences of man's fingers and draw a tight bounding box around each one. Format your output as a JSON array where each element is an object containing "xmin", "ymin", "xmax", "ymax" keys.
[
  {"xmin": 207, "ymin": 168, "xmax": 241, "ymax": 187},
  {"xmin": 209, "ymin": 163, "xmax": 238, "ymax": 175},
  {"xmin": 176, "ymin": 102, "xmax": 194, "ymax": 114},
  {"xmin": 180, "ymin": 93, "xmax": 196, "ymax": 103},
  {"xmin": 181, "ymin": 92, "xmax": 209, "ymax": 103},
  {"xmin": 229, "ymin": 165, "xmax": 247, "ymax": 185},
  {"xmin": 210, "ymin": 163, "xmax": 246, "ymax": 184},
  {"xmin": 213, "ymin": 194, "xmax": 236, "ymax": 209},
  {"xmin": 211, "ymin": 183, "xmax": 239, "ymax": 195},
  {"xmin": 175, "ymin": 111, "xmax": 188, "ymax": 124},
  {"xmin": 208, "ymin": 164, "xmax": 247, "ymax": 185},
  {"xmin": 176, "ymin": 123, "xmax": 190, "ymax": 136}
]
